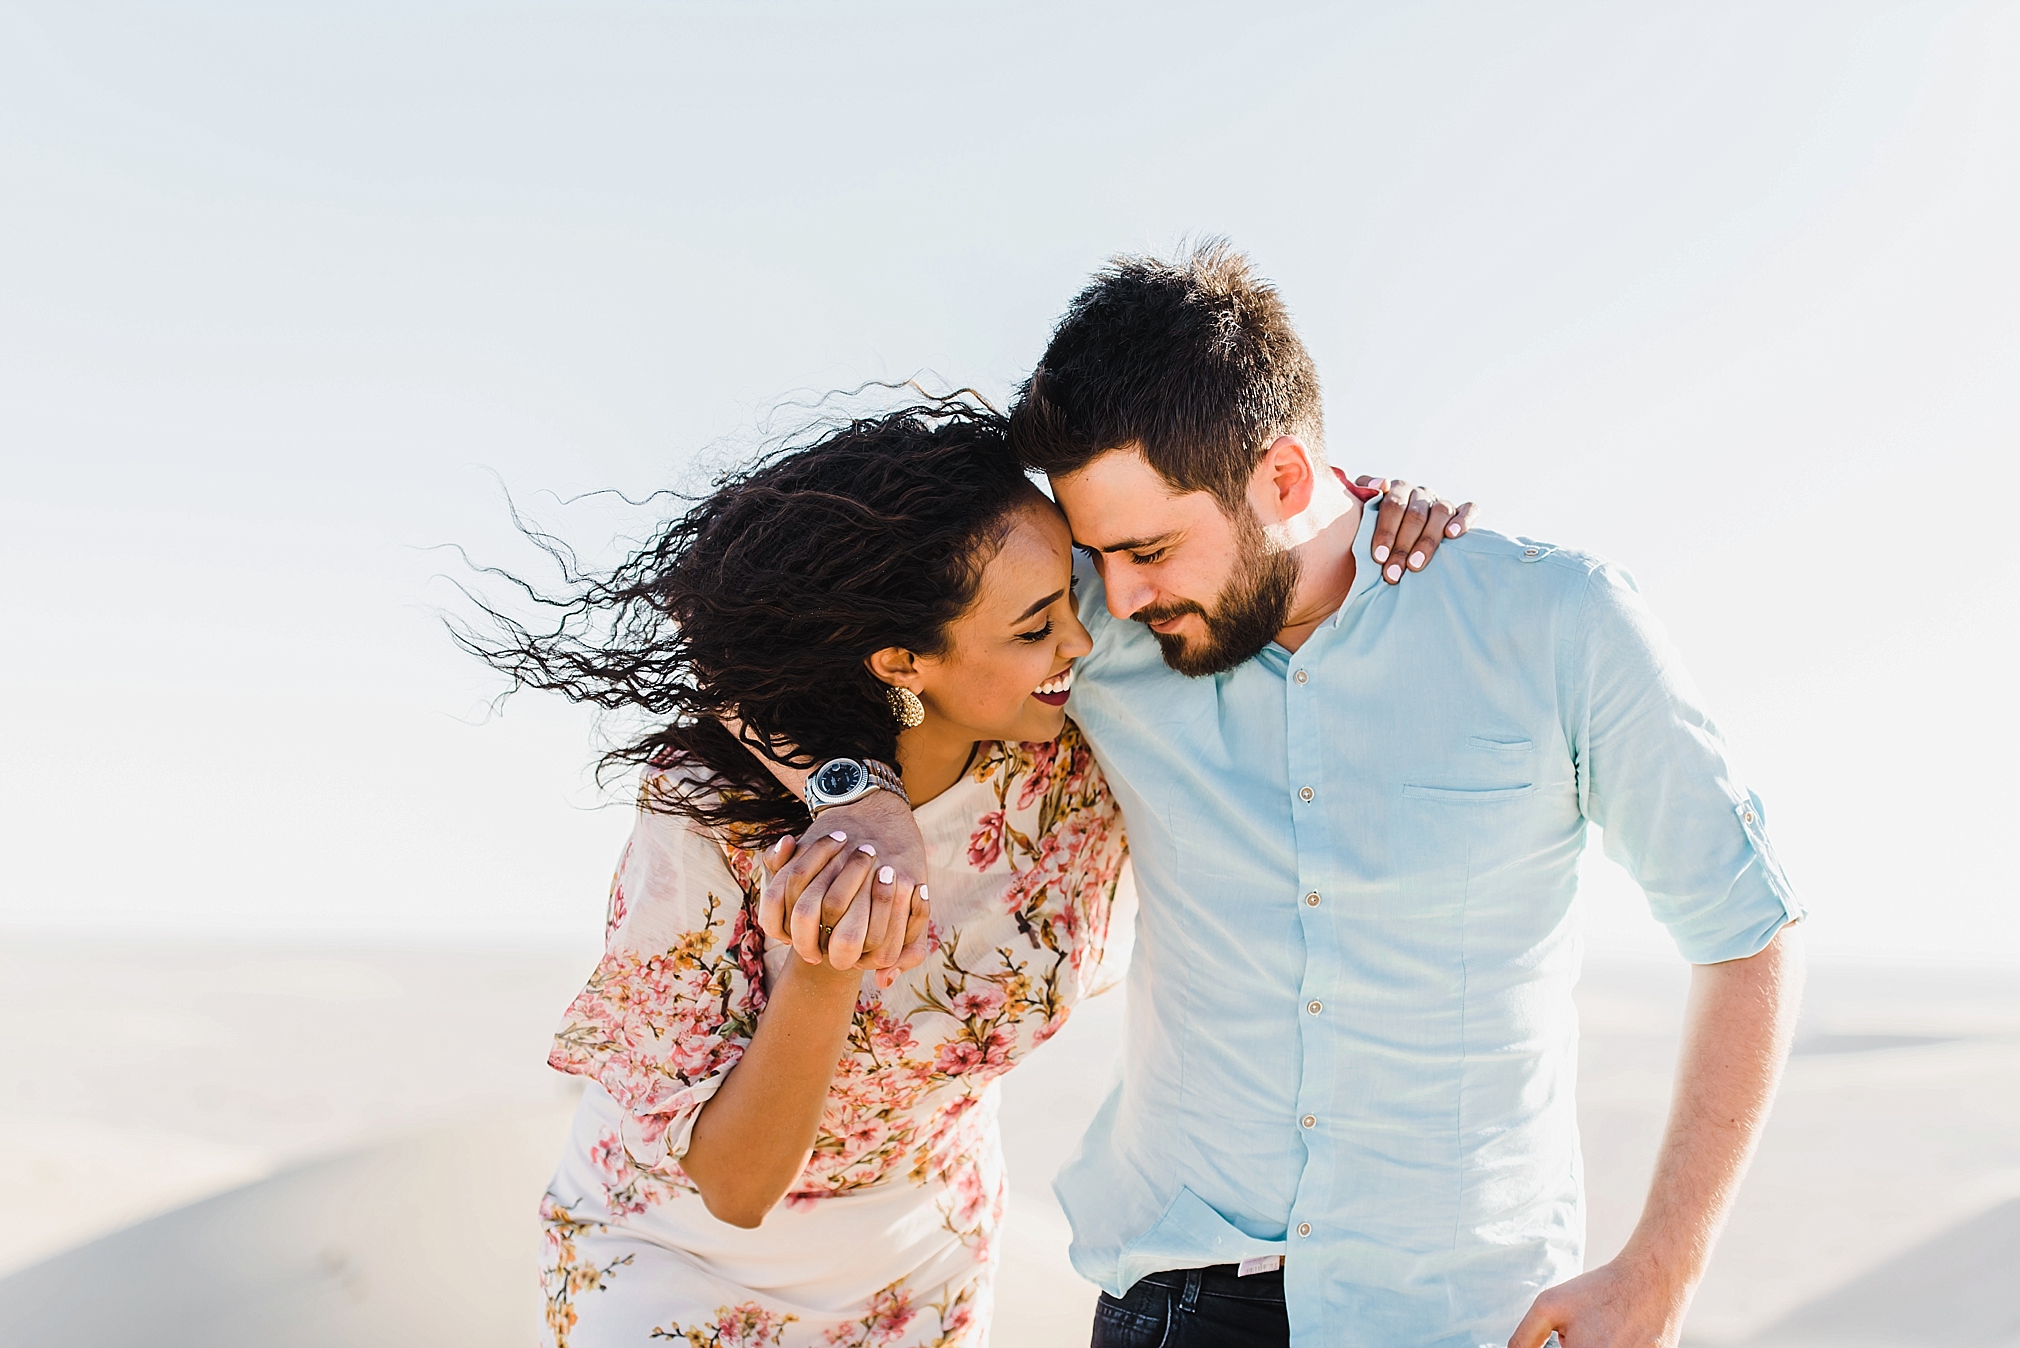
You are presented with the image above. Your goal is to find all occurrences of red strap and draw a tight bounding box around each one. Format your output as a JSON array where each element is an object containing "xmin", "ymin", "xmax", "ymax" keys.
[{"xmin": 1334, "ymin": 466, "xmax": 1382, "ymax": 503}]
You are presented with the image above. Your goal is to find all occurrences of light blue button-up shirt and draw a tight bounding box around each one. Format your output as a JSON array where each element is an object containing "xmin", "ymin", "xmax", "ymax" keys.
[{"xmin": 1055, "ymin": 503, "xmax": 1801, "ymax": 1348}]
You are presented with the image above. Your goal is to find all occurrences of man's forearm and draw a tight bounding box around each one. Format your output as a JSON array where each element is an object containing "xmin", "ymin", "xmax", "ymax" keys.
[
  {"xmin": 1625, "ymin": 926, "xmax": 1805, "ymax": 1293},
  {"xmin": 722, "ymin": 714, "xmax": 812, "ymax": 795}
]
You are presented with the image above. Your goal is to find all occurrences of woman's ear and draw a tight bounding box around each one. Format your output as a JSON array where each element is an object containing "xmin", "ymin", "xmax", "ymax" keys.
[{"xmin": 865, "ymin": 647, "xmax": 919, "ymax": 687}]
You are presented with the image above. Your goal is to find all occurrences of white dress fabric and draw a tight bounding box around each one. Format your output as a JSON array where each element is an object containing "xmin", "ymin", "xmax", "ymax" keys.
[{"xmin": 539, "ymin": 726, "xmax": 1126, "ymax": 1348}]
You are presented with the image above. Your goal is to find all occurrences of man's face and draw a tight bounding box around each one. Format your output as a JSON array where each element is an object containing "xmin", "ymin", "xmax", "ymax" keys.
[{"xmin": 1052, "ymin": 447, "xmax": 1298, "ymax": 677}]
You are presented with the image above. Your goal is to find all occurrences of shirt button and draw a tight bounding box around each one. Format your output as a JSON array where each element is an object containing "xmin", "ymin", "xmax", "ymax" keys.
[
  {"xmin": 1301, "ymin": 1114, "xmax": 1317, "ymax": 1129},
  {"xmin": 1307, "ymin": 1000, "xmax": 1323, "ymax": 1015},
  {"xmin": 1298, "ymin": 1222, "xmax": 1312, "ymax": 1238},
  {"xmin": 1305, "ymin": 892, "xmax": 1321, "ymax": 907},
  {"xmin": 1744, "ymin": 809, "xmax": 1756, "ymax": 823},
  {"xmin": 1299, "ymin": 786, "xmax": 1315, "ymax": 802},
  {"xmin": 1294, "ymin": 668, "xmax": 1308, "ymax": 684}
]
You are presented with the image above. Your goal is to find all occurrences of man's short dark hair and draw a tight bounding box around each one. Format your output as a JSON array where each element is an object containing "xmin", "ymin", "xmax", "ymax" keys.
[{"xmin": 1010, "ymin": 240, "xmax": 1324, "ymax": 510}]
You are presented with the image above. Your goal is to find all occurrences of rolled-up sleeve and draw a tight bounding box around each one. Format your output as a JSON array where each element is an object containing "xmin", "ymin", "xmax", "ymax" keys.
[{"xmin": 1566, "ymin": 564, "xmax": 1804, "ymax": 964}]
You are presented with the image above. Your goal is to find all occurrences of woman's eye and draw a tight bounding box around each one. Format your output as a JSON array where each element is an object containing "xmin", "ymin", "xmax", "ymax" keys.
[
  {"xmin": 1073, "ymin": 543, "xmax": 1100, "ymax": 561},
  {"xmin": 1016, "ymin": 621, "xmax": 1055, "ymax": 644}
]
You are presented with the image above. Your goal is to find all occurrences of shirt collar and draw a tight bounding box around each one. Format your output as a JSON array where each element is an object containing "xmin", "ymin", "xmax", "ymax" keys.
[
  {"xmin": 1334, "ymin": 497, "xmax": 1384, "ymax": 627},
  {"xmin": 1252, "ymin": 499, "xmax": 1378, "ymax": 674}
]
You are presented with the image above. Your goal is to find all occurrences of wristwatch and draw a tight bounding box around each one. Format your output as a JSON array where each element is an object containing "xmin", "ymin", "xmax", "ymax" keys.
[{"xmin": 805, "ymin": 758, "xmax": 909, "ymax": 816}]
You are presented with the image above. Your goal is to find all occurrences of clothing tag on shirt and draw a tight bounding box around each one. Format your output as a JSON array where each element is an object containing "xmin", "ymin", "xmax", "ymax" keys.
[{"xmin": 1237, "ymin": 1255, "xmax": 1284, "ymax": 1277}]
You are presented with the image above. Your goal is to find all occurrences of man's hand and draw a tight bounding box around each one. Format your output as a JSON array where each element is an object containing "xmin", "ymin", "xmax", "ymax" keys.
[
  {"xmin": 1507, "ymin": 1255, "xmax": 1688, "ymax": 1348},
  {"xmin": 759, "ymin": 790, "xmax": 932, "ymax": 981},
  {"xmin": 1355, "ymin": 476, "xmax": 1477, "ymax": 584}
]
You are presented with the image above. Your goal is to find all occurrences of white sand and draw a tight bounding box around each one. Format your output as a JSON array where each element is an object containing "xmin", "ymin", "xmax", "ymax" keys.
[{"xmin": 1, "ymin": 938, "xmax": 2014, "ymax": 1346}]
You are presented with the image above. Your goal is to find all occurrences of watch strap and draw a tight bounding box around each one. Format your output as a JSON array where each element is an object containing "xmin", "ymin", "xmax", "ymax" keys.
[{"xmin": 806, "ymin": 758, "xmax": 910, "ymax": 815}]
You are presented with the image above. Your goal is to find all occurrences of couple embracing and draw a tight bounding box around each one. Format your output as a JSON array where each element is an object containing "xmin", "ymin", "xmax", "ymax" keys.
[{"xmin": 483, "ymin": 242, "xmax": 1803, "ymax": 1348}]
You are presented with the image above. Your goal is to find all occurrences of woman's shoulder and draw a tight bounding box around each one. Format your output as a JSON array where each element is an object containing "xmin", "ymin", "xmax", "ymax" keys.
[
  {"xmin": 597, "ymin": 764, "xmax": 767, "ymax": 946},
  {"xmin": 636, "ymin": 759, "xmax": 778, "ymax": 854}
]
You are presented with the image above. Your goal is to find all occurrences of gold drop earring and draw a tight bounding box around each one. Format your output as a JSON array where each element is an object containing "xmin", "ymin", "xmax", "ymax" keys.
[{"xmin": 886, "ymin": 684, "xmax": 926, "ymax": 729}]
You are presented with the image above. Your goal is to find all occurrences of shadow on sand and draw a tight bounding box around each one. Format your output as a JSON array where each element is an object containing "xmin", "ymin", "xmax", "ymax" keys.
[
  {"xmin": 1728, "ymin": 1195, "xmax": 2020, "ymax": 1348},
  {"xmin": 0, "ymin": 1102, "xmax": 572, "ymax": 1347}
]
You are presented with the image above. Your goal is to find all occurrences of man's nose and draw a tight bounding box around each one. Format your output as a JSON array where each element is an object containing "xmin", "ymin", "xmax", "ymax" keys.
[{"xmin": 1105, "ymin": 568, "xmax": 1155, "ymax": 623}]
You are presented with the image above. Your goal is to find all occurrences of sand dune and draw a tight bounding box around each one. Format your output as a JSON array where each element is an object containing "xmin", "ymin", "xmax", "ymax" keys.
[
  {"xmin": 1739, "ymin": 1195, "xmax": 2020, "ymax": 1347},
  {"xmin": 1, "ymin": 940, "xmax": 2013, "ymax": 1346}
]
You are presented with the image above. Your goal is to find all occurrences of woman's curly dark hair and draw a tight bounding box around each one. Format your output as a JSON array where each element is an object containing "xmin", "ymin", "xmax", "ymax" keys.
[{"xmin": 454, "ymin": 395, "xmax": 1038, "ymax": 842}]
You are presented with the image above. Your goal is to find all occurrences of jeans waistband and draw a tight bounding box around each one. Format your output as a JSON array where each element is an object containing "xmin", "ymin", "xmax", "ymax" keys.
[{"xmin": 1138, "ymin": 1263, "xmax": 1286, "ymax": 1303}]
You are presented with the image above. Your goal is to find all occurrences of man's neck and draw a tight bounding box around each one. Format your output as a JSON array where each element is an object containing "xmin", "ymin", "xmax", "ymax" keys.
[{"xmin": 1272, "ymin": 468, "xmax": 1364, "ymax": 654}]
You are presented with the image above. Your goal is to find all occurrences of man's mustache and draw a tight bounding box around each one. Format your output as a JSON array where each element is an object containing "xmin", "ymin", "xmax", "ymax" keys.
[{"xmin": 1131, "ymin": 600, "xmax": 1208, "ymax": 627}]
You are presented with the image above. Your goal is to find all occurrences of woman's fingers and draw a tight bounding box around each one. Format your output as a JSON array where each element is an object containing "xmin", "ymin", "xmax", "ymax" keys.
[
  {"xmin": 1369, "ymin": 479, "xmax": 1416, "ymax": 572},
  {"xmin": 1408, "ymin": 501, "xmax": 1454, "ymax": 571},
  {"xmin": 760, "ymin": 830, "xmax": 844, "ymax": 942},
  {"xmin": 1382, "ymin": 485, "xmax": 1474, "ymax": 582},
  {"xmin": 893, "ymin": 885, "xmax": 933, "ymax": 972},
  {"xmin": 823, "ymin": 847, "xmax": 886, "ymax": 969},
  {"xmin": 855, "ymin": 865, "xmax": 907, "ymax": 971},
  {"xmin": 791, "ymin": 843, "xmax": 874, "ymax": 964}
]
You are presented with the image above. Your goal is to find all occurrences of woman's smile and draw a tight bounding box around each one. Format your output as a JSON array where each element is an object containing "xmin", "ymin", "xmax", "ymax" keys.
[{"xmin": 1032, "ymin": 664, "xmax": 1075, "ymax": 706}]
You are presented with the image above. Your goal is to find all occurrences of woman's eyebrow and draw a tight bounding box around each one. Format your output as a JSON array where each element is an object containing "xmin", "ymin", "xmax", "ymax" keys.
[{"xmin": 1014, "ymin": 589, "xmax": 1066, "ymax": 622}]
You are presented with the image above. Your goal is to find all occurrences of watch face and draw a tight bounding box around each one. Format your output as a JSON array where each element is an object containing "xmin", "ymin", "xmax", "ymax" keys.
[{"xmin": 813, "ymin": 759, "xmax": 867, "ymax": 800}]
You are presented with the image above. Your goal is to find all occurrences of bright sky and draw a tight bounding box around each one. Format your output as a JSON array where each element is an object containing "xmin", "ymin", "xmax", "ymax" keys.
[{"xmin": 2, "ymin": 2, "xmax": 2014, "ymax": 958}]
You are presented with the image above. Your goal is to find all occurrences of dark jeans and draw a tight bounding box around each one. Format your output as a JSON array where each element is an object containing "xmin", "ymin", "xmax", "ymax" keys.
[{"xmin": 1090, "ymin": 1264, "xmax": 1290, "ymax": 1348}]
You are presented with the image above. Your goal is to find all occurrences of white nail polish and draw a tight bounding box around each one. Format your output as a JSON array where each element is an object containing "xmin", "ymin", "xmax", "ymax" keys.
[
  {"xmin": 1372, "ymin": 544, "xmax": 1389, "ymax": 563},
  {"xmin": 1409, "ymin": 550, "xmax": 1425, "ymax": 570},
  {"xmin": 1447, "ymin": 521, "xmax": 1461, "ymax": 536},
  {"xmin": 918, "ymin": 885, "xmax": 930, "ymax": 902},
  {"xmin": 858, "ymin": 843, "xmax": 877, "ymax": 857},
  {"xmin": 828, "ymin": 831, "xmax": 847, "ymax": 842},
  {"xmin": 877, "ymin": 865, "xmax": 895, "ymax": 884},
  {"xmin": 1385, "ymin": 563, "xmax": 1402, "ymax": 582}
]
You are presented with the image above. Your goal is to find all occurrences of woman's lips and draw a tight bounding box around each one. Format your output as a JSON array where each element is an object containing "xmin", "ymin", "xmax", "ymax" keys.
[
  {"xmin": 1033, "ymin": 690, "xmax": 1069, "ymax": 706},
  {"xmin": 1032, "ymin": 666, "xmax": 1074, "ymax": 706}
]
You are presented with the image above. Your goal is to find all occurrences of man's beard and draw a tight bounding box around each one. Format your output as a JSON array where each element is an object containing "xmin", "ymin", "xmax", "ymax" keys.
[{"xmin": 1133, "ymin": 509, "xmax": 1299, "ymax": 677}]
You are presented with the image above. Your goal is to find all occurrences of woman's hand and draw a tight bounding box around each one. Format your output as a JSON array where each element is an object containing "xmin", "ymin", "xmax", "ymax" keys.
[
  {"xmin": 761, "ymin": 804, "xmax": 932, "ymax": 985},
  {"xmin": 1355, "ymin": 477, "xmax": 1477, "ymax": 584}
]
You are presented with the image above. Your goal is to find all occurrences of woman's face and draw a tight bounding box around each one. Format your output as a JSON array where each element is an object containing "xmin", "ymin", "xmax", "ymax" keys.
[{"xmin": 905, "ymin": 495, "xmax": 1092, "ymax": 745}]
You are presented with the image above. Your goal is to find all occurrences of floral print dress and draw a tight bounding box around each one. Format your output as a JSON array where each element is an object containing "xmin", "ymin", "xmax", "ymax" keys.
[{"xmin": 540, "ymin": 724, "xmax": 1126, "ymax": 1348}]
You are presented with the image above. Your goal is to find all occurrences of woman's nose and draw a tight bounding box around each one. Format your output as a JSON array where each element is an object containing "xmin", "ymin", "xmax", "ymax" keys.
[{"xmin": 1059, "ymin": 613, "xmax": 1094, "ymax": 658}]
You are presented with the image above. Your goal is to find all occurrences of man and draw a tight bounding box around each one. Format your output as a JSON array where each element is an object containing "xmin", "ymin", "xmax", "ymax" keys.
[{"xmin": 769, "ymin": 242, "xmax": 1803, "ymax": 1347}]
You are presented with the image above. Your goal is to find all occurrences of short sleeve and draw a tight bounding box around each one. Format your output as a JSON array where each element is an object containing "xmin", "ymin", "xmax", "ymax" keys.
[
  {"xmin": 1567, "ymin": 564, "xmax": 1804, "ymax": 964},
  {"xmin": 547, "ymin": 776, "xmax": 769, "ymax": 1171}
]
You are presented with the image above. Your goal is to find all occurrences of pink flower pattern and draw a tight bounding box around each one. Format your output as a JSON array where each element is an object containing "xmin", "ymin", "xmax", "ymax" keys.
[{"xmin": 540, "ymin": 720, "xmax": 1125, "ymax": 1347}]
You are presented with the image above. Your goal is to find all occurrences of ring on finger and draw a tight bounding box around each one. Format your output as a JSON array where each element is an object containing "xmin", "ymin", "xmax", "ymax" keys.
[{"xmin": 818, "ymin": 921, "xmax": 836, "ymax": 953}]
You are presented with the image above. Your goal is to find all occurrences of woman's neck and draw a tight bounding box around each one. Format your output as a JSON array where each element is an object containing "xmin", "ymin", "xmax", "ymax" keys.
[{"xmin": 893, "ymin": 721, "xmax": 980, "ymax": 807}]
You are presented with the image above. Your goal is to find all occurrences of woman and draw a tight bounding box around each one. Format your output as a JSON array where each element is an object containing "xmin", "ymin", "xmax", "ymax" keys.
[{"xmin": 464, "ymin": 397, "xmax": 1454, "ymax": 1347}]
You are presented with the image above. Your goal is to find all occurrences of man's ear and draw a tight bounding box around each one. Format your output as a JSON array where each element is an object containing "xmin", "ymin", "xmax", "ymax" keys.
[
  {"xmin": 865, "ymin": 647, "xmax": 919, "ymax": 687},
  {"xmin": 1256, "ymin": 435, "xmax": 1318, "ymax": 522}
]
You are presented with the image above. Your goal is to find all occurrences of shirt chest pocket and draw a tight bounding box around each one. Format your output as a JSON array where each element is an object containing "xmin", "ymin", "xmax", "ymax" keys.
[{"xmin": 1389, "ymin": 736, "xmax": 1543, "ymax": 918}]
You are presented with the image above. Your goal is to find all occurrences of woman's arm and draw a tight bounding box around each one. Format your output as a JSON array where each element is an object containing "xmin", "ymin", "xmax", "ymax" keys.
[{"xmin": 680, "ymin": 952, "xmax": 867, "ymax": 1228}]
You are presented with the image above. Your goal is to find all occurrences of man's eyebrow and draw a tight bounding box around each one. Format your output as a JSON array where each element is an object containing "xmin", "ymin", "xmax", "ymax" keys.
[
  {"xmin": 1014, "ymin": 588, "xmax": 1067, "ymax": 623},
  {"xmin": 1074, "ymin": 532, "xmax": 1176, "ymax": 555}
]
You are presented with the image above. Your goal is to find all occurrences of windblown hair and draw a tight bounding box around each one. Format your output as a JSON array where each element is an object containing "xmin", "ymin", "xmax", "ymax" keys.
[
  {"xmin": 454, "ymin": 395, "xmax": 1035, "ymax": 842},
  {"xmin": 1010, "ymin": 239, "xmax": 1324, "ymax": 510}
]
